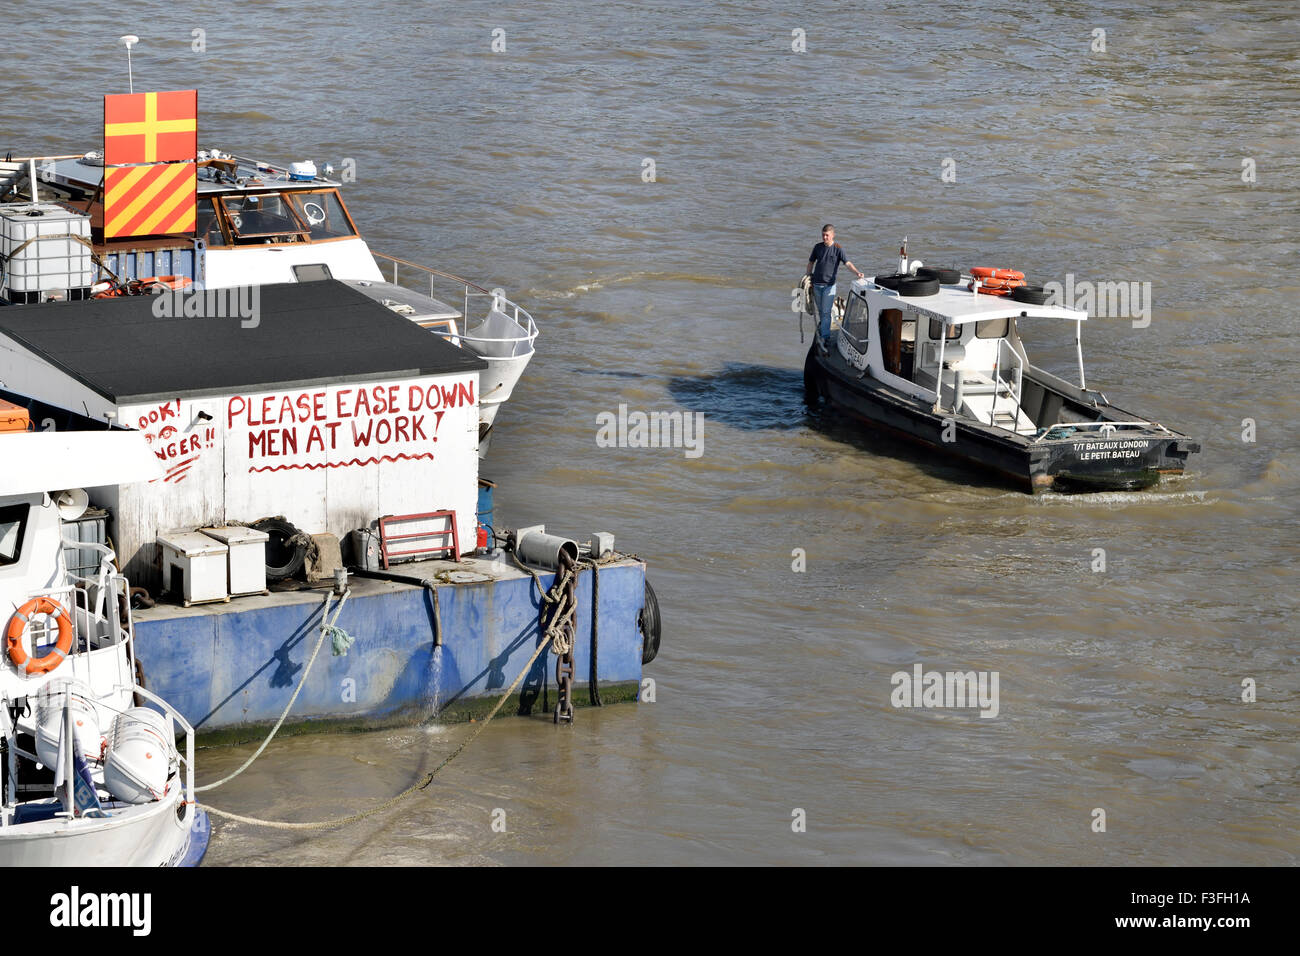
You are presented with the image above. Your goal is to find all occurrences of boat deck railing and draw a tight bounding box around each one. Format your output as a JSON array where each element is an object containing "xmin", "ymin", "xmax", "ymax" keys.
[
  {"xmin": 126, "ymin": 682, "xmax": 196, "ymax": 807},
  {"xmin": 372, "ymin": 251, "xmax": 538, "ymax": 358}
]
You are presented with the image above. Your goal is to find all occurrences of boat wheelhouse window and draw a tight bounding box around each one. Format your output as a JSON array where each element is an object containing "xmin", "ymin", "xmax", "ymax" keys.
[
  {"xmin": 928, "ymin": 317, "xmax": 961, "ymax": 340},
  {"xmin": 976, "ymin": 318, "xmax": 1010, "ymax": 338},
  {"xmin": 840, "ymin": 294, "xmax": 870, "ymax": 346},
  {"xmin": 219, "ymin": 193, "xmax": 309, "ymax": 243},
  {"xmin": 284, "ymin": 191, "xmax": 357, "ymax": 241},
  {"xmin": 195, "ymin": 198, "xmax": 227, "ymax": 247},
  {"xmin": 0, "ymin": 504, "xmax": 27, "ymax": 566}
]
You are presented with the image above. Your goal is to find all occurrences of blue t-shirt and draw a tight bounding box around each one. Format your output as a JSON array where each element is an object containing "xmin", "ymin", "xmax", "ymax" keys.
[{"xmin": 809, "ymin": 242, "xmax": 847, "ymax": 285}]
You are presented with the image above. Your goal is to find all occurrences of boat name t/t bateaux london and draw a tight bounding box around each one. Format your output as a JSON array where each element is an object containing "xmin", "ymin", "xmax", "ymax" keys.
[{"xmin": 799, "ymin": 246, "xmax": 1201, "ymax": 492}]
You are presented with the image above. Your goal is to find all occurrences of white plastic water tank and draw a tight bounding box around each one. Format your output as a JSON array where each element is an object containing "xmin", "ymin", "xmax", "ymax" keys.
[
  {"xmin": 102, "ymin": 708, "xmax": 173, "ymax": 804},
  {"xmin": 35, "ymin": 680, "xmax": 103, "ymax": 768},
  {"xmin": 0, "ymin": 203, "xmax": 93, "ymax": 303}
]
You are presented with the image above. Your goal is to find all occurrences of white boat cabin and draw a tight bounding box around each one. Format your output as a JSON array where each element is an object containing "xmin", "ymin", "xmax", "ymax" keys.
[{"xmin": 837, "ymin": 277, "xmax": 1090, "ymax": 435}]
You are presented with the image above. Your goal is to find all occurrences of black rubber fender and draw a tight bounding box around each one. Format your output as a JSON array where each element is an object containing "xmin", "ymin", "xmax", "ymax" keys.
[
  {"xmin": 897, "ymin": 276, "xmax": 941, "ymax": 297},
  {"xmin": 640, "ymin": 579, "xmax": 661, "ymax": 665},
  {"xmin": 914, "ymin": 266, "xmax": 961, "ymax": 285},
  {"xmin": 803, "ymin": 345, "xmax": 824, "ymax": 406},
  {"xmin": 253, "ymin": 516, "xmax": 307, "ymax": 581},
  {"xmin": 1010, "ymin": 284, "xmax": 1050, "ymax": 306}
]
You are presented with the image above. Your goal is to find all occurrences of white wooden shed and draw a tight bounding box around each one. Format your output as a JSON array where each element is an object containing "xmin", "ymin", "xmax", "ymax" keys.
[{"xmin": 0, "ymin": 280, "xmax": 485, "ymax": 586}]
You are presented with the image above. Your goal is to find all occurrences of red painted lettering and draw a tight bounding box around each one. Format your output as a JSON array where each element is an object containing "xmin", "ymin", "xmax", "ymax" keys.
[
  {"xmin": 336, "ymin": 389, "xmax": 353, "ymax": 417},
  {"xmin": 228, "ymin": 395, "xmax": 246, "ymax": 428}
]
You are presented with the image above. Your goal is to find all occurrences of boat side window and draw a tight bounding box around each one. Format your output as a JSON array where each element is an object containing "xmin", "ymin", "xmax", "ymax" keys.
[
  {"xmin": 0, "ymin": 504, "xmax": 27, "ymax": 566},
  {"xmin": 976, "ymin": 318, "xmax": 1010, "ymax": 338},
  {"xmin": 840, "ymin": 294, "xmax": 869, "ymax": 346},
  {"xmin": 928, "ymin": 317, "xmax": 961, "ymax": 340},
  {"xmin": 284, "ymin": 191, "xmax": 357, "ymax": 241},
  {"xmin": 195, "ymin": 197, "xmax": 228, "ymax": 247},
  {"xmin": 219, "ymin": 193, "xmax": 309, "ymax": 243}
]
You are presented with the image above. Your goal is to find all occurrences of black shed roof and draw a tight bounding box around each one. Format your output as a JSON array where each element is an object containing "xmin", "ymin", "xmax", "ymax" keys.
[{"xmin": 0, "ymin": 280, "xmax": 486, "ymax": 404}]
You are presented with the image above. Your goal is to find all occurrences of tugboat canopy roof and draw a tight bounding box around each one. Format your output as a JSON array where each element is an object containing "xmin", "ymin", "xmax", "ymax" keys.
[{"xmin": 860, "ymin": 281, "xmax": 1088, "ymax": 325}]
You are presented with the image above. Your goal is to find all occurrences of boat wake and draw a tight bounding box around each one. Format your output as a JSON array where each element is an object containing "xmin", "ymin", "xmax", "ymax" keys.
[
  {"xmin": 1031, "ymin": 487, "xmax": 1214, "ymax": 508},
  {"xmin": 667, "ymin": 364, "xmax": 806, "ymax": 432}
]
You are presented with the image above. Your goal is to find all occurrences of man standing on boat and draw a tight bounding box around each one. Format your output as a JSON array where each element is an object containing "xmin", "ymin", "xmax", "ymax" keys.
[{"xmin": 806, "ymin": 225, "xmax": 864, "ymax": 346}]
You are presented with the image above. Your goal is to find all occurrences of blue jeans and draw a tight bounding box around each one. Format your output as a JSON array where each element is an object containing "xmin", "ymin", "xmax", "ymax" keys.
[{"xmin": 812, "ymin": 283, "xmax": 836, "ymax": 340}]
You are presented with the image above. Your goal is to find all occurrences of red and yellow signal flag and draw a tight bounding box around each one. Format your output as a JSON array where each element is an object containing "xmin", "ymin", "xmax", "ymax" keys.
[
  {"xmin": 102, "ymin": 90, "xmax": 198, "ymax": 238},
  {"xmin": 103, "ymin": 90, "xmax": 197, "ymax": 165},
  {"xmin": 104, "ymin": 162, "xmax": 196, "ymax": 238}
]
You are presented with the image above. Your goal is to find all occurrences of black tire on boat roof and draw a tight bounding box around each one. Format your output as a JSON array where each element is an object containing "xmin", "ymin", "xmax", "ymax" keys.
[
  {"xmin": 914, "ymin": 266, "xmax": 961, "ymax": 285},
  {"xmin": 873, "ymin": 273, "xmax": 906, "ymax": 290},
  {"xmin": 253, "ymin": 516, "xmax": 307, "ymax": 580},
  {"xmin": 1010, "ymin": 284, "xmax": 1050, "ymax": 305},
  {"xmin": 897, "ymin": 276, "xmax": 941, "ymax": 297},
  {"xmin": 640, "ymin": 579, "xmax": 662, "ymax": 664}
]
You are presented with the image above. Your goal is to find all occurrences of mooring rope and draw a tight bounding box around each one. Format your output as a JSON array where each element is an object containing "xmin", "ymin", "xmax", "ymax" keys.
[
  {"xmin": 194, "ymin": 589, "xmax": 350, "ymax": 794},
  {"xmin": 201, "ymin": 569, "xmax": 578, "ymax": 831}
]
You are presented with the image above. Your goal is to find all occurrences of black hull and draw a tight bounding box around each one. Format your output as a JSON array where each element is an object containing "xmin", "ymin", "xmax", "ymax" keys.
[{"xmin": 804, "ymin": 346, "xmax": 1199, "ymax": 494}]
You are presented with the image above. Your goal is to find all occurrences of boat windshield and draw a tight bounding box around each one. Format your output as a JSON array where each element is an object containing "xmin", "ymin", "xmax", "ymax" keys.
[
  {"xmin": 219, "ymin": 193, "xmax": 309, "ymax": 243},
  {"xmin": 209, "ymin": 189, "xmax": 357, "ymax": 245},
  {"xmin": 195, "ymin": 198, "xmax": 226, "ymax": 247},
  {"xmin": 284, "ymin": 191, "xmax": 357, "ymax": 241}
]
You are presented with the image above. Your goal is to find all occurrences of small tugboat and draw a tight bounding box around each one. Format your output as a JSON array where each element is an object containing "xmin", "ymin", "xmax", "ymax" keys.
[
  {"xmin": 0, "ymin": 410, "xmax": 207, "ymax": 866},
  {"xmin": 800, "ymin": 249, "xmax": 1200, "ymax": 492}
]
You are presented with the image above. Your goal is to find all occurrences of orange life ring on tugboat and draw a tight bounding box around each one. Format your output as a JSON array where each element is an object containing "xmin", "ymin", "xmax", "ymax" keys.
[
  {"xmin": 970, "ymin": 267, "xmax": 1025, "ymax": 281},
  {"xmin": 6, "ymin": 597, "xmax": 74, "ymax": 675}
]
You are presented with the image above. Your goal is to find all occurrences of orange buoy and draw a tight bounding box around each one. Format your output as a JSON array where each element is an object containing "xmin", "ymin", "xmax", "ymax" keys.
[{"xmin": 6, "ymin": 597, "xmax": 74, "ymax": 675}]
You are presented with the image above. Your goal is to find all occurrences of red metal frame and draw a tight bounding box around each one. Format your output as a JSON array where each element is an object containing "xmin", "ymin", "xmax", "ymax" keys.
[{"xmin": 377, "ymin": 510, "xmax": 459, "ymax": 568}]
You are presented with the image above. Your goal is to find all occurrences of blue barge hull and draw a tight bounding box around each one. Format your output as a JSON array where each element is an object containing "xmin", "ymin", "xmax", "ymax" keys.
[{"xmin": 131, "ymin": 555, "xmax": 647, "ymax": 741}]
